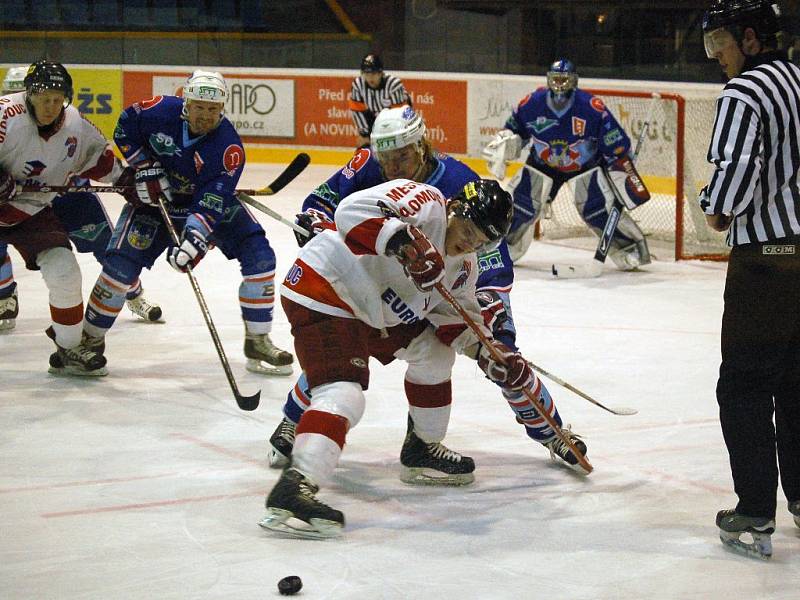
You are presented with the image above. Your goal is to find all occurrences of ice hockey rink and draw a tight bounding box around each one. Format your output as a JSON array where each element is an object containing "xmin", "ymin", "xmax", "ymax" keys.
[{"xmin": 1, "ymin": 162, "xmax": 798, "ymax": 599}]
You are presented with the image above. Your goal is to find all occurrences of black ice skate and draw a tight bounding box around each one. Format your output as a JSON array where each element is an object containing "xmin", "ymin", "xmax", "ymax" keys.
[
  {"xmin": 543, "ymin": 425, "xmax": 590, "ymax": 475},
  {"xmin": 268, "ymin": 417, "xmax": 296, "ymax": 468},
  {"xmin": 399, "ymin": 415, "xmax": 475, "ymax": 486},
  {"xmin": 0, "ymin": 288, "xmax": 19, "ymax": 331},
  {"xmin": 46, "ymin": 327, "xmax": 107, "ymax": 377},
  {"xmin": 716, "ymin": 509, "xmax": 775, "ymax": 560},
  {"xmin": 244, "ymin": 332, "xmax": 293, "ymax": 376},
  {"xmin": 789, "ymin": 500, "xmax": 800, "ymax": 529},
  {"xmin": 126, "ymin": 292, "xmax": 163, "ymax": 322},
  {"xmin": 259, "ymin": 468, "xmax": 344, "ymax": 539}
]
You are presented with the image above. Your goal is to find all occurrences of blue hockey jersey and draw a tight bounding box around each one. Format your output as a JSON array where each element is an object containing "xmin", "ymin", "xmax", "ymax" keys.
[
  {"xmin": 114, "ymin": 95, "xmax": 245, "ymax": 234},
  {"xmin": 302, "ymin": 148, "xmax": 514, "ymax": 292},
  {"xmin": 505, "ymin": 88, "xmax": 631, "ymax": 178}
]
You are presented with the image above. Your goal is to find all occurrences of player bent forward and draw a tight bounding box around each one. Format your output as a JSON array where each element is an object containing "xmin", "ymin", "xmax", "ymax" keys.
[{"xmin": 259, "ymin": 178, "xmax": 534, "ymax": 538}]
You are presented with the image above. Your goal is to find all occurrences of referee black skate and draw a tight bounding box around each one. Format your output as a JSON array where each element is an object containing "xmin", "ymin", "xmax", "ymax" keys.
[{"xmin": 700, "ymin": 0, "xmax": 800, "ymax": 560}]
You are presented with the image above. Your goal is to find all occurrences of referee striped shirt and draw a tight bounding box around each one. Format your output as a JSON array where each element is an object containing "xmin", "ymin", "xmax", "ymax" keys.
[
  {"xmin": 349, "ymin": 74, "xmax": 410, "ymax": 137},
  {"xmin": 699, "ymin": 52, "xmax": 800, "ymax": 246}
]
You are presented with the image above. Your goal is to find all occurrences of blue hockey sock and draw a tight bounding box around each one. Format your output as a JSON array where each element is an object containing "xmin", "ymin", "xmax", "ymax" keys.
[
  {"xmin": 125, "ymin": 278, "xmax": 143, "ymax": 301},
  {"xmin": 502, "ymin": 378, "xmax": 563, "ymax": 443},
  {"xmin": 239, "ymin": 269, "xmax": 274, "ymax": 335},
  {"xmin": 283, "ymin": 372, "xmax": 312, "ymax": 424},
  {"xmin": 84, "ymin": 271, "xmax": 129, "ymax": 338}
]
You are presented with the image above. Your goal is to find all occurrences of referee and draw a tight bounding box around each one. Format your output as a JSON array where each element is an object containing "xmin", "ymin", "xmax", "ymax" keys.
[
  {"xmin": 349, "ymin": 53, "xmax": 411, "ymax": 147},
  {"xmin": 700, "ymin": 0, "xmax": 800, "ymax": 560}
]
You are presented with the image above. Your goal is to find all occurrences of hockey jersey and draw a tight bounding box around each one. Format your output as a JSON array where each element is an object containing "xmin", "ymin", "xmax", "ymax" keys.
[
  {"xmin": 114, "ymin": 95, "xmax": 245, "ymax": 235},
  {"xmin": 0, "ymin": 92, "xmax": 123, "ymax": 227},
  {"xmin": 282, "ymin": 179, "xmax": 486, "ymax": 350},
  {"xmin": 301, "ymin": 148, "xmax": 514, "ymax": 293},
  {"xmin": 506, "ymin": 88, "xmax": 631, "ymax": 178}
]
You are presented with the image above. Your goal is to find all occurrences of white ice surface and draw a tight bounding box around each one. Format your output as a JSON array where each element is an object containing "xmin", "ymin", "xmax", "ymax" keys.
[{"xmin": 1, "ymin": 163, "xmax": 798, "ymax": 600}]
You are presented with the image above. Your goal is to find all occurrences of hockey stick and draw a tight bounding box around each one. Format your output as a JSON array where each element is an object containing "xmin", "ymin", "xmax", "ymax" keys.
[
  {"xmin": 238, "ymin": 193, "xmax": 310, "ymax": 237},
  {"xmin": 20, "ymin": 153, "xmax": 311, "ymax": 196},
  {"xmin": 434, "ymin": 281, "xmax": 593, "ymax": 474},
  {"xmin": 155, "ymin": 195, "xmax": 261, "ymax": 412},
  {"xmin": 552, "ymin": 93, "xmax": 660, "ymax": 279},
  {"xmin": 528, "ymin": 361, "xmax": 637, "ymax": 416}
]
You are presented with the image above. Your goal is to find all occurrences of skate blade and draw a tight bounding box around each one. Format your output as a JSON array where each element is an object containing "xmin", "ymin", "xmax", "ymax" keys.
[
  {"xmin": 551, "ymin": 456, "xmax": 592, "ymax": 476},
  {"xmin": 258, "ymin": 509, "xmax": 342, "ymax": 539},
  {"xmin": 48, "ymin": 365, "xmax": 108, "ymax": 377},
  {"xmin": 400, "ymin": 467, "xmax": 475, "ymax": 487},
  {"xmin": 719, "ymin": 531, "xmax": 772, "ymax": 560},
  {"xmin": 246, "ymin": 359, "xmax": 293, "ymax": 377},
  {"xmin": 267, "ymin": 447, "xmax": 291, "ymax": 469}
]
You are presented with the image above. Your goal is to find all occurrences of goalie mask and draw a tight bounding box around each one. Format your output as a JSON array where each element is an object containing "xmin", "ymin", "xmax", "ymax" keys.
[
  {"xmin": 546, "ymin": 58, "xmax": 578, "ymax": 107},
  {"xmin": 181, "ymin": 70, "xmax": 228, "ymax": 129},
  {"xmin": 2, "ymin": 66, "xmax": 28, "ymax": 95},
  {"xmin": 370, "ymin": 105, "xmax": 428, "ymax": 181}
]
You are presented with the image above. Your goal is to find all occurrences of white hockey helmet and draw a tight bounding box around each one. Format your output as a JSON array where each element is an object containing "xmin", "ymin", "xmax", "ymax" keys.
[
  {"xmin": 2, "ymin": 66, "xmax": 29, "ymax": 95},
  {"xmin": 370, "ymin": 105, "xmax": 426, "ymax": 153},
  {"xmin": 182, "ymin": 70, "xmax": 228, "ymax": 105}
]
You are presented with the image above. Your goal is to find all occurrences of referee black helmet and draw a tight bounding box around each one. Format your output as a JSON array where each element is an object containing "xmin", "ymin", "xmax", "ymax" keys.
[
  {"xmin": 360, "ymin": 54, "xmax": 384, "ymax": 73},
  {"xmin": 702, "ymin": 0, "xmax": 782, "ymax": 45}
]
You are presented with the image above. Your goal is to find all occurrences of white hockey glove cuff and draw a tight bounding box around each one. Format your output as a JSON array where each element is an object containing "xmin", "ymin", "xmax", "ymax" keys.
[{"xmin": 482, "ymin": 130, "xmax": 522, "ymax": 179}]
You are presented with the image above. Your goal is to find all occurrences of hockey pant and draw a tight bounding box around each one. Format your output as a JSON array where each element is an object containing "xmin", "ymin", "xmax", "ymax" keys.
[
  {"xmin": 84, "ymin": 203, "xmax": 276, "ymax": 338},
  {"xmin": 506, "ymin": 164, "xmax": 650, "ymax": 269},
  {"xmin": 0, "ymin": 192, "xmax": 145, "ymax": 302}
]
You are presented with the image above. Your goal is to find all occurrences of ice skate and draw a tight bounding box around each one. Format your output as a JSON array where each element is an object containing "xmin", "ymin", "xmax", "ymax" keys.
[
  {"xmin": 543, "ymin": 425, "xmax": 589, "ymax": 475},
  {"xmin": 244, "ymin": 332, "xmax": 293, "ymax": 376},
  {"xmin": 268, "ymin": 417, "xmax": 296, "ymax": 468},
  {"xmin": 126, "ymin": 292, "xmax": 163, "ymax": 322},
  {"xmin": 789, "ymin": 500, "xmax": 800, "ymax": 528},
  {"xmin": 0, "ymin": 289, "xmax": 18, "ymax": 331},
  {"xmin": 399, "ymin": 415, "xmax": 475, "ymax": 486},
  {"xmin": 259, "ymin": 468, "xmax": 344, "ymax": 539},
  {"xmin": 45, "ymin": 326, "xmax": 107, "ymax": 376},
  {"xmin": 716, "ymin": 509, "xmax": 775, "ymax": 560}
]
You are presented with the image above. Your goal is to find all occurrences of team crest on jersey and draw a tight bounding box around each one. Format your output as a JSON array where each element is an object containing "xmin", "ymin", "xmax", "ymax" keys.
[
  {"xmin": 530, "ymin": 116, "xmax": 558, "ymax": 134},
  {"xmin": 572, "ymin": 117, "xmax": 586, "ymax": 136},
  {"xmin": 342, "ymin": 148, "xmax": 370, "ymax": 179},
  {"xmin": 452, "ymin": 260, "xmax": 472, "ymax": 290},
  {"xmin": 149, "ymin": 132, "xmax": 181, "ymax": 157},
  {"xmin": 126, "ymin": 214, "xmax": 159, "ymax": 250},
  {"xmin": 193, "ymin": 151, "xmax": 204, "ymax": 174},
  {"xmin": 590, "ymin": 97, "xmax": 606, "ymax": 113},
  {"xmin": 223, "ymin": 144, "xmax": 244, "ymax": 175},
  {"xmin": 537, "ymin": 139, "xmax": 582, "ymax": 172},
  {"xmin": 23, "ymin": 160, "xmax": 46, "ymax": 177},
  {"xmin": 64, "ymin": 136, "xmax": 78, "ymax": 159}
]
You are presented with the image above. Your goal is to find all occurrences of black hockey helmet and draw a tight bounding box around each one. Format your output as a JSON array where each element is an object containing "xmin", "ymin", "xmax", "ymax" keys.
[
  {"xmin": 24, "ymin": 60, "xmax": 73, "ymax": 104},
  {"xmin": 450, "ymin": 179, "xmax": 513, "ymax": 250},
  {"xmin": 360, "ymin": 53, "xmax": 384, "ymax": 73},
  {"xmin": 702, "ymin": 1, "xmax": 782, "ymax": 47}
]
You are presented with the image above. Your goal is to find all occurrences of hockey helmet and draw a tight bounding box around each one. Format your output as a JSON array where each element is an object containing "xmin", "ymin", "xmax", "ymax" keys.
[
  {"xmin": 24, "ymin": 60, "xmax": 73, "ymax": 105},
  {"xmin": 546, "ymin": 58, "xmax": 578, "ymax": 104},
  {"xmin": 2, "ymin": 66, "xmax": 28, "ymax": 95},
  {"xmin": 371, "ymin": 105, "xmax": 426, "ymax": 153},
  {"xmin": 182, "ymin": 70, "xmax": 228, "ymax": 105},
  {"xmin": 450, "ymin": 180, "xmax": 513, "ymax": 251},
  {"xmin": 360, "ymin": 53, "xmax": 384, "ymax": 73},
  {"xmin": 702, "ymin": 0, "xmax": 782, "ymax": 56}
]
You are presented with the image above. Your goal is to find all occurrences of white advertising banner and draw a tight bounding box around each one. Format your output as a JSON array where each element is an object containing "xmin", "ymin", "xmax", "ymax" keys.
[{"xmin": 152, "ymin": 76, "xmax": 295, "ymax": 138}]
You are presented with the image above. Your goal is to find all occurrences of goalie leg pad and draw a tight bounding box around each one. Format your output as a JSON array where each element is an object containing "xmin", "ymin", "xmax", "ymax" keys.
[{"xmin": 505, "ymin": 166, "xmax": 554, "ymax": 261}]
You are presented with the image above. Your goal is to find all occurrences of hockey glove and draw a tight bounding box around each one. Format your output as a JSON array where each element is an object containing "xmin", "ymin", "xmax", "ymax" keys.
[
  {"xmin": 168, "ymin": 227, "xmax": 209, "ymax": 273},
  {"xmin": 481, "ymin": 129, "xmax": 522, "ymax": 180},
  {"xmin": 477, "ymin": 340, "xmax": 533, "ymax": 391},
  {"xmin": 294, "ymin": 209, "xmax": 335, "ymax": 247},
  {"xmin": 386, "ymin": 225, "xmax": 445, "ymax": 292},
  {"xmin": 0, "ymin": 169, "xmax": 17, "ymax": 204},
  {"xmin": 134, "ymin": 161, "xmax": 172, "ymax": 205},
  {"xmin": 113, "ymin": 166, "xmax": 143, "ymax": 208},
  {"xmin": 476, "ymin": 289, "xmax": 508, "ymax": 333}
]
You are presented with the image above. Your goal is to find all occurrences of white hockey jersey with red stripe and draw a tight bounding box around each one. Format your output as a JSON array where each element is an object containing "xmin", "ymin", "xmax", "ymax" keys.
[
  {"xmin": 281, "ymin": 179, "xmax": 486, "ymax": 346},
  {"xmin": 0, "ymin": 92, "xmax": 124, "ymax": 227}
]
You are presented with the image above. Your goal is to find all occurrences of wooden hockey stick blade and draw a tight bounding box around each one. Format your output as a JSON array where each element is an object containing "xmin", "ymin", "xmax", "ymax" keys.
[
  {"xmin": 253, "ymin": 153, "xmax": 311, "ymax": 195},
  {"xmin": 551, "ymin": 260, "xmax": 603, "ymax": 279},
  {"xmin": 528, "ymin": 361, "xmax": 637, "ymax": 416}
]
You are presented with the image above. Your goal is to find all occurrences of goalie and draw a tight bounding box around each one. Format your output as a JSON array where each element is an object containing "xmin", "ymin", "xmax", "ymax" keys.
[{"xmin": 482, "ymin": 58, "xmax": 651, "ymax": 270}]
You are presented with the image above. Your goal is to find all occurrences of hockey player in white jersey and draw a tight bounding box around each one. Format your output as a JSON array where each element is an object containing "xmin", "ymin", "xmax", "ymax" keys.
[
  {"xmin": 259, "ymin": 178, "xmax": 534, "ymax": 538},
  {"xmin": 0, "ymin": 65, "xmax": 162, "ymax": 332},
  {"xmin": 0, "ymin": 61, "xmax": 137, "ymax": 374}
]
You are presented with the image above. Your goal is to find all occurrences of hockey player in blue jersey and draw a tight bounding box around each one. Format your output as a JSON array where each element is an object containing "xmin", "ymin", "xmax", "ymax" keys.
[
  {"xmin": 80, "ymin": 70, "xmax": 293, "ymax": 375},
  {"xmin": 267, "ymin": 105, "xmax": 589, "ymax": 479},
  {"xmin": 482, "ymin": 59, "xmax": 651, "ymax": 270}
]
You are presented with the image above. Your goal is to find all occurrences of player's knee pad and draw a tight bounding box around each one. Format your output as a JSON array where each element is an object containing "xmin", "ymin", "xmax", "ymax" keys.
[
  {"xmin": 308, "ymin": 380, "xmax": 366, "ymax": 428},
  {"xmin": 401, "ymin": 328, "xmax": 456, "ymax": 385},
  {"xmin": 237, "ymin": 233, "xmax": 276, "ymax": 276},
  {"xmin": 36, "ymin": 247, "xmax": 82, "ymax": 307}
]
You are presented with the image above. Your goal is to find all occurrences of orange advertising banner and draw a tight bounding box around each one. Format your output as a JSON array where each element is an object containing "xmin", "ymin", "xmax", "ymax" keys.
[{"xmin": 122, "ymin": 71, "xmax": 467, "ymax": 154}]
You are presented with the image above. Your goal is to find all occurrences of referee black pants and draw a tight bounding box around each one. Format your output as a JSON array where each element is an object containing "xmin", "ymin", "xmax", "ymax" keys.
[{"xmin": 717, "ymin": 238, "xmax": 800, "ymax": 518}]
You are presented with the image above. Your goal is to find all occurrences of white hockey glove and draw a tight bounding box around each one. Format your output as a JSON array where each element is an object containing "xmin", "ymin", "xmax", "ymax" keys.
[
  {"xmin": 168, "ymin": 227, "xmax": 209, "ymax": 273},
  {"xmin": 135, "ymin": 161, "xmax": 172, "ymax": 205},
  {"xmin": 481, "ymin": 129, "xmax": 522, "ymax": 180}
]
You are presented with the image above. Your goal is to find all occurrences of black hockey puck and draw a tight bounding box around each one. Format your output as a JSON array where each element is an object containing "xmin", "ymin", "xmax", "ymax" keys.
[{"xmin": 278, "ymin": 575, "xmax": 302, "ymax": 595}]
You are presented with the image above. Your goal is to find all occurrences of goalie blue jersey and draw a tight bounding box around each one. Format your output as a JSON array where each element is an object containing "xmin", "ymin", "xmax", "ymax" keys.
[
  {"xmin": 505, "ymin": 88, "xmax": 631, "ymax": 178},
  {"xmin": 302, "ymin": 148, "xmax": 514, "ymax": 292},
  {"xmin": 114, "ymin": 95, "xmax": 246, "ymax": 233}
]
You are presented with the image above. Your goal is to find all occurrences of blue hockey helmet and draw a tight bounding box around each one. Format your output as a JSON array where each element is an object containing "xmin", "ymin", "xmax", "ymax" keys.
[{"xmin": 546, "ymin": 59, "xmax": 578, "ymax": 104}]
